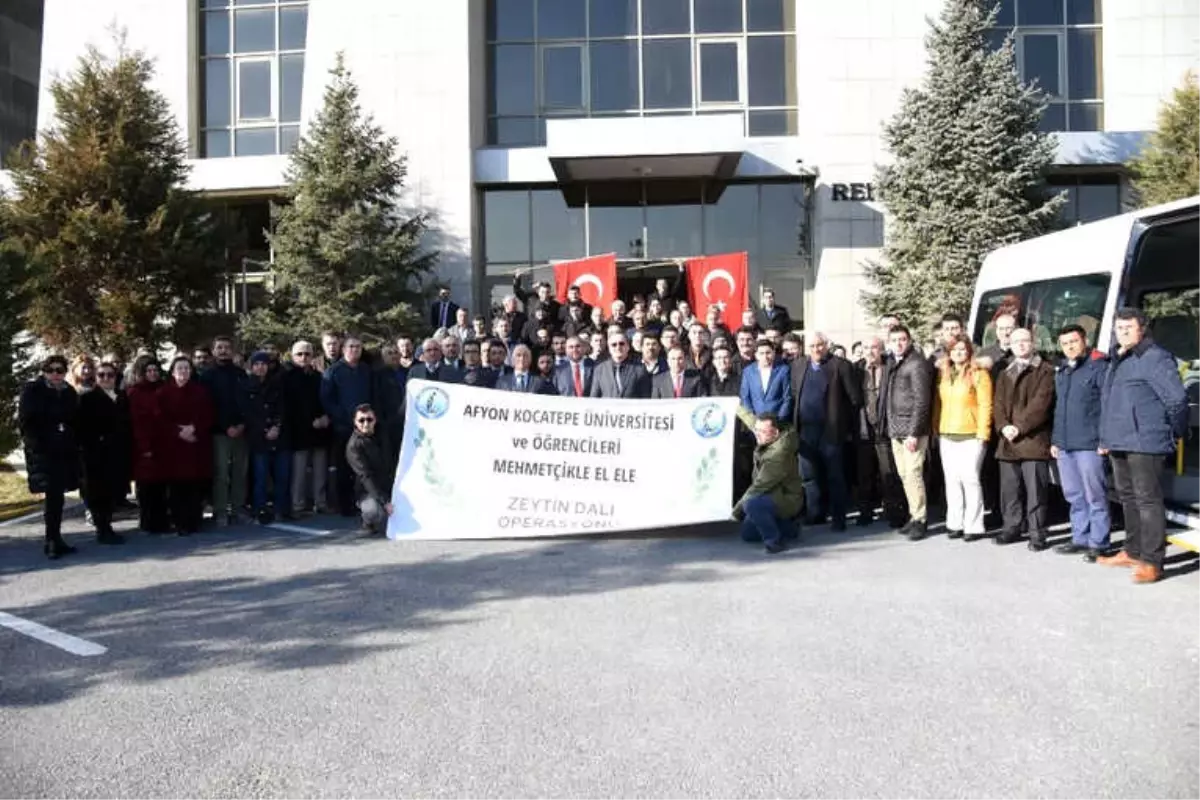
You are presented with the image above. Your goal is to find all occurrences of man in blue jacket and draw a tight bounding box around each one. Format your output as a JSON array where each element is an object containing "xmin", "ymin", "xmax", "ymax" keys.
[
  {"xmin": 1051, "ymin": 324, "xmax": 1109, "ymax": 562},
  {"xmin": 1096, "ymin": 308, "xmax": 1189, "ymax": 584},
  {"xmin": 201, "ymin": 335, "xmax": 249, "ymax": 526},
  {"xmin": 321, "ymin": 336, "xmax": 375, "ymax": 517}
]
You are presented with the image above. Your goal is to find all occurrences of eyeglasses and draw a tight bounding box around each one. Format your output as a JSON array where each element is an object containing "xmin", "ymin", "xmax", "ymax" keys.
[
  {"xmin": 97, "ymin": 371, "xmax": 117, "ymax": 379},
  {"xmin": 355, "ymin": 416, "xmax": 376, "ymax": 424},
  {"xmin": 609, "ymin": 341, "xmax": 628, "ymax": 348},
  {"xmin": 45, "ymin": 366, "xmax": 66, "ymax": 374},
  {"xmin": 293, "ymin": 351, "xmax": 312, "ymax": 357}
]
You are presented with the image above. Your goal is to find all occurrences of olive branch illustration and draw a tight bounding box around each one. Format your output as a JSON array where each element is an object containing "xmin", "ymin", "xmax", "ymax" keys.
[
  {"xmin": 411, "ymin": 426, "xmax": 456, "ymax": 498},
  {"xmin": 692, "ymin": 446, "xmax": 722, "ymax": 501}
]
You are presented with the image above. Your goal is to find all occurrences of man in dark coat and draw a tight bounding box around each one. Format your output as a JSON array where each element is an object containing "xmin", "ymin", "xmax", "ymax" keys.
[
  {"xmin": 345, "ymin": 404, "xmax": 393, "ymax": 537},
  {"xmin": 429, "ymin": 285, "xmax": 460, "ymax": 331},
  {"xmin": 754, "ymin": 287, "xmax": 793, "ymax": 334},
  {"xmin": 242, "ymin": 352, "xmax": 291, "ymax": 524},
  {"xmin": 1096, "ymin": 308, "xmax": 1189, "ymax": 583},
  {"xmin": 855, "ymin": 336, "xmax": 907, "ymax": 528},
  {"xmin": 553, "ymin": 336, "xmax": 595, "ymax": 398},
  {"xmin": 513, "ymin": 270, "xmax": 561, "ymax": 322},
  {"xmin": 992, "ymin": 328, "xmax": 1055, "ymax": 549},
  {"xmin": 201, "ymin": 335, "xmax": 249, "ymax": 525},
  {"xmin": 19, "ymin": 355, "xmax": 81, "ymax": 558},
  {"xmin": 77, "ymin": 363, "xmax": 133, "ymax": 544},
  {"xmin": 495, "ymin": 345, "xmax": 557, "ymax": 394},
  {"xmin": 650, "ymin": 346, "xmax": 708, "ymax": 399},
  {"xmin": 283, "ymin": 341, "xmax": 331, "ymax": 516},
  {"xmin": 407, "ymin": 337, "xmax": 464, "ymax": 385},
  {"xmin": 880, "ymin": 325, "xmax": 934, "ymax": 540},
  {"xmin": 321, "ymin": 337, "xmax": 376, "ymax": 517},
  {"xmin": 589, "ymin": 332, "xmax": 649, "ymax": 399}
]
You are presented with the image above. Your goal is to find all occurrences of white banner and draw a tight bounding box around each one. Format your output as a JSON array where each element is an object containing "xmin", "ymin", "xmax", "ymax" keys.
[{"xmin": 387, "ymin": 379, "xmax": 738, "ymax": 540}]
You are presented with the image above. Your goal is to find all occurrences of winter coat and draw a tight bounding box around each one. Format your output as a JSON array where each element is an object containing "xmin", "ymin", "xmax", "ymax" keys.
[
  {"xmin": 126, "ymin": 381, "xmax": 165, "ymax": 483},
  {"xmin": 993, "ymin": 355, "xmax": 1055, "ymax": 462},
  {"xmin": 346, "ymin": 431, "xmax": 393, "ymax": 506},
  {"xmin": 934, "ymin": 361, "xmax": 993, "ymax": 441},
  {"xmin": 1052, "ymin": 355, "xmax": 1105, "ymax": 452},
  {"xmin": 77, "ymin": 389, "xmax": 133, "ymax": 503},
  {"xmin": 732, "ymin": 407, "xmax": 805, "ymax": 521},
  {"xmin": 1099, "ymin": 338, "xmax": 1189, "ymax": 455},
  {"xmin": 321, "ymin": 359, "xmax": 375, "ymax": 434},
  {"xmin": 240, "ymin": 373, "xmax": 290, "ymax": 453},
  {"xmin": 199, "ymin": 360, "xmax": 248, "ymax": 434},
  {"xmin": 156, "ymin": 379, "xmax": 215, "ymax": 482},
  {"xmin": 18, "ymin": 379, "xmax": 80, "ymax": 494},
  {"xmin": 881, "ymin": 349, "xmax": 934, "ymax": 439},
  {"xmin": 281, "ymin": 365, "xmax": 329, "ymax": 451}
]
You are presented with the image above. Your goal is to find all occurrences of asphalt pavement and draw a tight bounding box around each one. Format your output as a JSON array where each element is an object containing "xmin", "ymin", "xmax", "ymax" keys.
[{"xmin": 0, "ymin": 512, "xmax": 1197, "ymax": 798}]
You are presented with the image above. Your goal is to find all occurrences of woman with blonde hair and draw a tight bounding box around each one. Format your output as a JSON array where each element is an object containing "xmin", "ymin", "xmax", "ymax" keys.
[
  {"xmin": 68, "ymin": 354, "xmax": 97, "ymax": 394},
  {"xmin": 934, "ymin": 334, "xmax": 994, "ymax": 541}
]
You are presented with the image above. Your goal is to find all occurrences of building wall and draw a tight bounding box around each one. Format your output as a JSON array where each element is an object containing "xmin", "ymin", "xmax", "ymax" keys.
[
  {"xmin": 0, "ymin": 0, "xmax": 44, "ymax": 168},
  {"xmin": 1102, "ymin": 0, "xmax": 1200, "ymax": 132}
]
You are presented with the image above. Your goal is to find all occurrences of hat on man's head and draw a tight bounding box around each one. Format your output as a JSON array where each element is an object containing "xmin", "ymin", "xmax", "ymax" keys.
[{"xmin": 250, "ymin": 351, "xmax": 272, "ymax": 366}]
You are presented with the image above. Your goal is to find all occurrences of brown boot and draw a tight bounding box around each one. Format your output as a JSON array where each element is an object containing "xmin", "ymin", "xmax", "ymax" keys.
[
  {"xmin": 1097, "ymin": 550, "xmax": 1139, "ymax": 568},
  {"xmin": 1131, "ymin": 563, "xmax": 1162, "ymax": 584}
]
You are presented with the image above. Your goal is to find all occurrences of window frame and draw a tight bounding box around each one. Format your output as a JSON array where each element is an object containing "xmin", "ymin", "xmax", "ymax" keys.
[
  {"xmin": 235, "ymin": 56, "xmax": 277, "ymax": 125},
  {"xmin": 539, "ymin": 42, "xmax": 588, "ymax": 114},
  {"xmin": 694, "ymin": 36, "xmax": 745, "ymax": 108},
  {"xmin": 1015, "ymin": 29, "xmax": 1066, "ymax": 100}
]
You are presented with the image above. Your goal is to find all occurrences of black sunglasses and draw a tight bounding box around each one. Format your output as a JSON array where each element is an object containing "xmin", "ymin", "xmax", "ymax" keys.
[
  {"xmin": 356, "ymin": 416, "xmax": 376, "ymax": 424},
  {"xmin": 45, "ymin": 366, "xmax": 67, "ymax": 374},
  {"xmin": 97, "ymin": 371, "xmax": 117, "ymax": 378}
]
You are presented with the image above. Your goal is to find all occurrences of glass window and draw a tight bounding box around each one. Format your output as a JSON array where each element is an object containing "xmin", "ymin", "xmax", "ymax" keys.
[
  {"xmin": 206, "ymin": 130, "xmax": 232, "ymax": 158},
  {"xmin": 694, "ymin": 0, "xmax": 742, "ymax": 34},
  {"xmin": 759, "ymin": 183, "xmax": 805, "ymax": 256},
  {"xmin": 704, "ymin": 183, "xmax": 758, "ymax": 261},
  {"xmin": 1039, "ymin": 102, "xmax": 1066, "ymax": 132},
  {"xmin": 204, "ymin": 11, "xmax": 231, "ymax": 55},
  {"xmin": 747, "ymin": 35, "xmax": 793, "ymax": 106},
  {"xmin": 1022, "ymin": 33, "xmax": 1061, "ymax": 96},
  {"xmin": 205, "ymin": 59, "xmax": 231, "ymax": 127},
  {"xmin": 646, "ymin": 181, "xmax": 703, "ymax": 257},
  {"xmin": 994, "ymin": 0, "xmax": 1015, "ymax": 26},
  {"xmin": 589, "ymin": 0, "xmax": 637, "ymax": 37},
  {"xmin": 1018, "ymin": 0, "xmax": 1063, "ymax": 25},
  {"xmin": 484, "ymin": 190, "xmax": 532, "ymax": 262},
  {"xmin": 746, "ymin": 0, "xmax": 793, "ymax": 32},
  {"xmin": 537, "ymin": 0, "xmax": 585, "ymax": 39},
  {"xmin": 1067, "ymin": 0, "xmax": 1101, "ymax": 25},
  {"xmin": 974, "ymin": 273, "xmax": 1110, "ymax": 351},
  {"xmin": 489, "ymin": 0, "xmax": 534, "ymax": 40},
  {"xmin": 542, "ymin": 45, "xmax": 584, "ymax": 110},
  {"xmin": 490, "ymin": 117, "xmax": 541, "ymax": 146},
  {"xmin": 279, "ymin": 54, "xmax": 303, "ymax": 122},
  {"xmin": 1068, "ymin": 102, "xmax": 1101, "ymax": 131},
  {"xmin": 279, "ymin": 5, "xmax": 307, "ymax": 49},
  {"xmin": 642, "ymin": 0, "xmax": 690, "ymax": 35},
  {"xmin": 643, "ymin": 39, "xmax": 692, "ymax": 109},
  {"xmin": 698, "ymin": 40, "xmax": 740, "ymax": 104},
  {"xmin": 490, "ymin": 45, "xmax": 536, "ymax": 115},
  {"xmin": 590, "ymin": 41, "xmax": 639, "ymax": 112},
  {"xmin": 1075, "ymin": 183, "xmax": 1120, "ymax": 224},
  {"xmin": 985, "ymin": 28, "xmax": 1010, "ymax": 53},
  {"xmin": 1140, "ymin": 289, "xmax": 1199, "ymax": 365},
  {"xmin": 1067, "ymin": 28, "xmax": 1100, "ymax": 100},
  {"xmin": 587, "ymin": 183, "xmax": 644, "ymax": 258},
  {"xmin": 238, "ymin": 60, "xmax": 272, "ymax": 120},
  {"xmin": 235, "ymin": 127, "xmax": 276, "ymax": 156},
  {"xmin": 748, "ymin": 109, "xmax": 796, "ymax": 136},
  {"xmin": 532, "ymin": 189, "xmax": 585, "ymax": 260},
  {"xmin": 281, "ymin": 124, "xmax": 300, "ymax": 153},
  {"xmin": 234, "ymin": 8, "xmax": 275, "ymax": 53}
]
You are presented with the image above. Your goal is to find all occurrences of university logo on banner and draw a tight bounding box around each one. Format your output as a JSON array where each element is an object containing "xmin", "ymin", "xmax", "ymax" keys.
[
  {"xmin": 685, "ymin": 251, "xmax": 748, "ymax": 331},
  {"xmin": 387, "ymin": 380, "xmax": 739, "ymax": 540},
  {"xmin": 553, "ymin": 253, "xmax": 617, "ymax": 311}
]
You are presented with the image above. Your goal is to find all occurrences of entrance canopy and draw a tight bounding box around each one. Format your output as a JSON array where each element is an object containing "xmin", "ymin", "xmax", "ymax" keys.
[{"xmin": 545, "ymin": 114, "xmax": 745, "ymax": 184}]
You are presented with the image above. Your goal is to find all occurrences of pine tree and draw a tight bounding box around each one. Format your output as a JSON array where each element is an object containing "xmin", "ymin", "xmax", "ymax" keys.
[
  {"xmin": 240, "ymin": 54, "xmax": 436, "ymax": 347},
  {"xmin": 1, "ymin": 39, "xmax": 225, "ymax": 358},
  {"xmin": 0, "ymin": 211, "xmax": 30, "ymax": 454},
  {"xmin": 865, "ymin": 0, "xmax": 1062, "ymax": 340},
  {"xmin": 1130, "ymin": 71, "xmax": 1199, "ymax": 208}
]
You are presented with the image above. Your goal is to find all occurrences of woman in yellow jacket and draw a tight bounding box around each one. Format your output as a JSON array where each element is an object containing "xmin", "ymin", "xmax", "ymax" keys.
[{"xmin": 934, "ymin": 334, "xmax": 993, "ymax": 541}]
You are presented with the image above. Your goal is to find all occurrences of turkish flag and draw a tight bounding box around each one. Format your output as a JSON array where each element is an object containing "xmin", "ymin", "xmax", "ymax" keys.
[
  {"xmin": 685, "ymin": 252, "xmax": 748, "ymax": 331},
  {"xmin": 553, "ymin": 253, "xmax": 617, "ymax": 311}
]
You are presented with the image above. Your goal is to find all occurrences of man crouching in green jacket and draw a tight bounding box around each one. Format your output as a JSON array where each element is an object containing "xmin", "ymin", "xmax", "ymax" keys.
[{"xmin": 732, "ymin": 407, "xmax": 805, "ymax": 554}]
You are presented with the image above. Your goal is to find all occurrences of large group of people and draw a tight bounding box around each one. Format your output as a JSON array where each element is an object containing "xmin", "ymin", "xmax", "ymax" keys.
[{"xmin": 17, "ymin": 272, "xmax": 1190, "ymax": 584}]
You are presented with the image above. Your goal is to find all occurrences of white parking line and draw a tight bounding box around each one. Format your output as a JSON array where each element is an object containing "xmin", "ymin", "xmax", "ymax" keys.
[
  {"xmin": 265, "ymin": 522, "xmax": 334, "ymax": 537},
  {"xmin": 0, "ymin": 611, "xmax": 107, "ymax": 657}
]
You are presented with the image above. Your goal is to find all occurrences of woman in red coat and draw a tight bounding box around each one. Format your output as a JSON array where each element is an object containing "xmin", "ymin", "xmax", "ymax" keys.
[
  {"xmin": 126, "ymin": 356, "xmax": 171, "ymax": 533},
  {"xmin": 156, "ymin": 356, "xmax": 214, "ymax": 535}
]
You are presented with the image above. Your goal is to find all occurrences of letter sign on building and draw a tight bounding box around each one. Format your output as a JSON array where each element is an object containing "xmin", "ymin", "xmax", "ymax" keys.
[{"xmin": 830, "ymin": 182, "xmax": 876, "ymax": 202}]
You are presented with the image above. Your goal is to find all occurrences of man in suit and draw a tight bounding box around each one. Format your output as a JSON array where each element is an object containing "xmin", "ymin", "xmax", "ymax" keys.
[
  {"xmin": 495, "ymin": 345, "xmax": 556, "ymax": 394},
  {"xmin": 791, "ymin": 331, "xmax": 863, "ymax": 531},
  {"xmin": 754, "ymin": 288, "xmax": 793, "ymax": 334},
  {"xmin": 482, "ymin": 339, "xmax": 512, "ymax": 389},
  {"xmin": 513, "ymin": 270, "xmax": 560, "ymax": 322},
  {"xmin": 554, "ymin": 336, "xmax": 594, "ymax": 398},
  {"xmin": 460, "ymin": 340, "xmax": 492, "ymax": 388},
  {"xmin": 638, "ymin": 332, "xmax": 668, "ymax": 380},
  {"xmin": 440, "ymin": 335, "xmax": 464, "ymax": 371},
  {"xmin": 493, "ymin": 318, "xmax": 523, "ymax": 364},
  {"xmin": 740, "ymin": 339, "xmax": 792, "ymax": 419},
  {"xmin": 590, "ymin": 331, "xmax": 648, "ymax": 399},
  {"xmin": 651, "ymin": 345, "xmax": 708, "ymax": 399},
  {"xmin": 407, "ymin": 337, "xmax": 463, "ymax": 385},
  {"xmin": 429, "ymin": 286, "xmax": 460, "ymax": 331},
  {"xmin": 449, "ymin": 308, "xmax": 474, "ymax": 343}
]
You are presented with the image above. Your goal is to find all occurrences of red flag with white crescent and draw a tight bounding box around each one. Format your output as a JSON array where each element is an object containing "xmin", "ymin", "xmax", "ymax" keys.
[
  {"xmin": 553, "ymin": 253, "xmax": 618, "ymax": 311},
  {"xmin": 685, "ymin": 252, "xmax": 748, "ymax": 331}
]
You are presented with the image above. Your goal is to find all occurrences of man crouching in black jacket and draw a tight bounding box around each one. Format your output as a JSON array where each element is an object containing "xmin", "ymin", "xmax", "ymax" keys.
[{"xmin": 345, "ymin": 404, "xmax": 393, "ymax": 537}]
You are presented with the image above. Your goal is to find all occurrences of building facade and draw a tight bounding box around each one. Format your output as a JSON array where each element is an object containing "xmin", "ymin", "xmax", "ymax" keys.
[{"xmin": 23, "ymin": 0, "xmax": 1200, "ymax": 344}]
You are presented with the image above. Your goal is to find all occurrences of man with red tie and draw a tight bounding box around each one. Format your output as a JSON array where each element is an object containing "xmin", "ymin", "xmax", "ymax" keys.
[
  {"xmin": 553, "ymin": 335, "xmax": 594, "ymax": 398},
  {"xmin": 651, "ymin": 346, "xmax": 708, "ymax": 399}
]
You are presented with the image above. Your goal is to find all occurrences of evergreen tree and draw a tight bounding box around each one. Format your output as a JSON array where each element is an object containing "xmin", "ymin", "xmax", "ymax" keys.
[
  {"xmin": 1130, "ymin": 71, "xmax": 1199, "ymax": 208},
  {"xmin": 0, "ymin": 211, "xmax": 30, "ymax": 454},
  {"xmin": 2, "ymin": 39, "xmax": 225, "ymax": 357},
  {"xmin": 240, "ymin": 54, "xmax": 436, "ymax": 347},
  {"xmin": 865, "ymin": 0, "xmax": 1062, "ymax": 340}
]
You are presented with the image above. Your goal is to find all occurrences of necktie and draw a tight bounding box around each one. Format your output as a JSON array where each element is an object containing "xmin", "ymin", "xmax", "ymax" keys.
[
  {"xmin": 614, "ymin": 365, "xmax": 623, "ymax": 394},
  {"xmin": 439, "ymin": 302, "xmax": 448, "ymax": 327},
  {"xmin": 518, "ymin": 374, "xmax": 526, "ymax": 391},
  {"xmin": 673, "ymin": 375, "xmax": 682, "ymax": 398},
  {"xmin": 573, "ymin": 363, "xmax": 583, "ymax": 397}
]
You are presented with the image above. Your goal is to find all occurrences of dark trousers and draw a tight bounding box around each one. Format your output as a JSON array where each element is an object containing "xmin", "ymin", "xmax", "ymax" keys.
[
  {"xmin": 856, "ymin": 440, "xmax": 908, "ymax": 523},
  {"xmin": 732, "ymin": 435, "xmax": 754, "ymax": 505},
  {"xmin": 798, "ymin": 425, "xmax": 847, "ymax": 524},
  {"xmin": 334, "ymin": 430, "xmax": 356, "ymax": 516},
  {"xmin": 982, "ymin": 438, "xmax": 1001, "ymax": 520},
  {"xmin": 252, "ymin": 450, "xmax": 292, "ymax": 514},
  {"xmin": 137, "ymin": 481, "xmax": 171, "ymax": 533},
  {"xmin": 44, "ymin": 481, "xmax": 66, "ymax": 542},
  {"xmin": 999, "ymin": 459, "xmax": 1050, "ymax": 539},
  {"xmin": 167, "ymin": 479, "xmax": 205, "ymax": 534},
  {"xmin": 924, "ymin": 438, "xmax": 945, "ymax": 519},
  {"xmin": 1111, "ymin": 451, "xmax": 1167, "ymax": 569}
]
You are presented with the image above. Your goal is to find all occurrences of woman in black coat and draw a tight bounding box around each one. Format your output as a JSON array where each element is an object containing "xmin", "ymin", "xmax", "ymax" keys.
[
  {"xmin": 18, "ymin": 355, "xmax": 81, "ymax": 559},
  {"xmin": 77, "ymin": 362, "xmax": 133, "ymax": 545}
]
